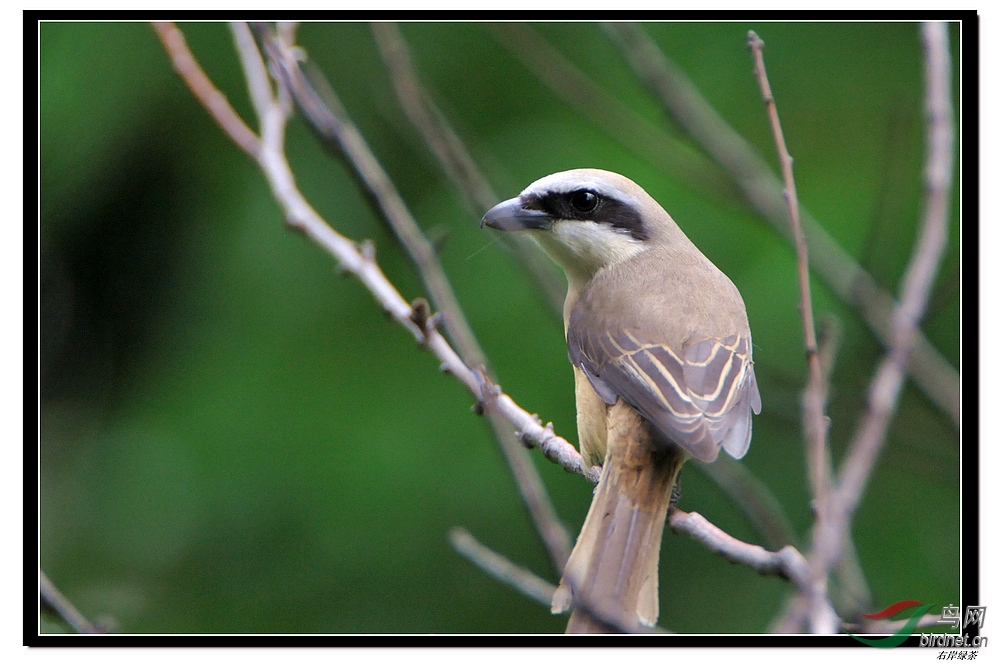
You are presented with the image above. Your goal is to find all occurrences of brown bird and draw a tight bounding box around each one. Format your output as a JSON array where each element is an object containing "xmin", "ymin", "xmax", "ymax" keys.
[{"xmin": 483, "ymin": 169, "xmax": 761, "ymax": 633}]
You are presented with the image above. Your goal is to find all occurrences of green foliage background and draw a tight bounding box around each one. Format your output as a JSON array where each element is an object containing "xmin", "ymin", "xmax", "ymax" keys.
[{"xmin": 39, "ymin": 22, "xmax": 961, "ymax": 634}]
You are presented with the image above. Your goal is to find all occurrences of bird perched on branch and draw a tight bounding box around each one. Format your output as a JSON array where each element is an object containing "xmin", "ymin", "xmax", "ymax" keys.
[{"xmin": 483, "ymin": 169, "xmax": 761, "ymax": 633}]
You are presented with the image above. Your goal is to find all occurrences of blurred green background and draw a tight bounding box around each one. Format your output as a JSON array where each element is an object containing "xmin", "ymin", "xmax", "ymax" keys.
[{"xmin": 39, "ymin": 22, "xmax": 961, "ymax": 634}]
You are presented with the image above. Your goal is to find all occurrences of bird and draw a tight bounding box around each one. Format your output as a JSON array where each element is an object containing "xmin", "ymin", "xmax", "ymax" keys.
[{"xmin": 482, "ymin": 169, "xmax": 761, "ymax": 633}]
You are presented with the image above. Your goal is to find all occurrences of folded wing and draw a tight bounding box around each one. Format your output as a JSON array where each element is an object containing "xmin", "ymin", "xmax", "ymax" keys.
[{"xmin": 569, "ymin": 326, "xmax": 761, "ymax": 462}]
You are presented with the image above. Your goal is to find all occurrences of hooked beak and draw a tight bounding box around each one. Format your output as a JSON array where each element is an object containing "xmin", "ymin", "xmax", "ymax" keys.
[{"xmin": 481, "ymin": 197, "xmax": 552, "ymax": 232}]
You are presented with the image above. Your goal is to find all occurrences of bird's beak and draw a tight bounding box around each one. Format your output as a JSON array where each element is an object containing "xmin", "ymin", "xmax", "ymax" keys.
[{"xmin": 482, "ymin": 197, "xmax": 552, "ymax": 231}]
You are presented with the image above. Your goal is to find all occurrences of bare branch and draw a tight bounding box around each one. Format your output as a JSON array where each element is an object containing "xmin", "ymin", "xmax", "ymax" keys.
[
  {"xmin": 449, "ymin": 527, "xmax": 557, "ymax": 607},
  {"xmin": 815, "ymin": 319, "xmax": 874, "ymax": 616},
  {"xmin": 261, "ymin": 30, "xmax": 483, "ymax": 369},
  {"xmin": 831, "ymin": 533, "xmax": 873, "ymax": 620},
  {"xmin": 668, "ymin": 509, "xmax": 812, "ymax": 590},
  {"xmin": 485, "ymin": 387, "xmax": 601, "ymax": 484},
  {"xmin": 152, "ymin": 22, "xmax": 260, "ymax": 158},
  {"xmin": 747, "ymin": 32, "xmax": 831, "ymax": 535},
  {"xmin": 746, "ymin": 34, "xmax": 837, "ymax": 632},
  {"xmin": 39, "ymin": 570, "xmax": 106, "ymax": 634},
  {"xmin": 371, "ymin": 22, "xmax": 565, "ymax": 315},
  {"xmin": 372, "ymin": 23, "xmax": 498, "ymax": 215},
  {"xmin": 229, "ymin": 22, "xmax": 274, "ymax": 126},
  {"xmin": 815, "ymin": 316, "xmax": 874, "ymax": 617},
  {"xmin": 250, "ymin": 23, "xmax": 574, "ymax": 569},
  {"xmin": 773, "ymin": 22, "xmax": 959, "ymax": 636},
  {"xmin": 152, "ymin": 22, "xmax": 603, "ymax": 577},
  {"xmin": 692, "ymin": 456, "xmax": 798, "ymax": 551},
  {"xmin": 810, "ymin": 19, "xmax": 955, "ymax": 600},
  {"xmin": 489, "ymin": 23, "xmax": 738, "ymax": 204},
  {"xmin": 600, "ymin": 22, "xmax": 958, "ymax": 427},
  {"xmin": 520, "ymin": 417, "xmax": 602, "ymax": 484}
]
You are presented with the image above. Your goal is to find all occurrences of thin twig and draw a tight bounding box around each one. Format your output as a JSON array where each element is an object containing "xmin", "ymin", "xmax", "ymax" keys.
[
  {"xmin": 831, "ymin": 534, "xmax": 873, "ymax": 620},
  {"xmin": 449, "ymin": 527, "xmax": 557, "ymax": 607},
  {"xmin": 747, "ymin": 31, "xmax": 830, "ymax": 527},
  {"xmin": 251, "ymin": 23, "xmax": 573, "ymax": 569},
  {"xmin": 474, "ymin": 370, "xmax": 601, "ymax": 484},
  {"xmin": 692, "ymin": 456, "xmax": 798, "ymax": 551},
  {"xmin": 370, "ymin": 22, "xmax": 497, "ymax": 215},
  {"xmin": 771, "ymin": 319, "xmax": 871, "ymax": 632},
  {"xmin": 489, "ymin": 23, "xmax": 739, "ymax": 205},
  {"xmin": 371, "ymin": 22, "xmax": 565, "ymax": 315},
  {"xmin": 748, "ymin": 37, "xmax": 880, "ymax": 625},
  {"xmin": 772, "ymin": 594, "xmax": 810, "ymax": 634},
  {"xmin": 39, "ymin": 570, "xmax": 103, "ymax": 634},
  {"xmin": 668, "ymin": 509, "xmax": 812, "ymax": 590},
  {"xmin": 746, "ymin": 33, "xmax": 835, "ymax": 632},
  {"xmin": 815, "ymin": 316, "xmax": 874, "ymax": 617},
  {"xmin": 808, "ymin": 20, "xmax": 955, "ymax": 625},
  {"xmin": 229, "ymin": 21, "xmax": 274, "ymax": 128},
  {"xmin": 152, "ymin": 22, "xmax": 260, "ymax": 157},
  {"xmin": 599, "ymin": 22, "xmax": 958, "ymax": 427},
  {"xmin": 833, "ymin": 21, "xmax": 954, "ymax": 499},
  {"xmin": 263, "ymin": 30, "xmax": 484, "ymax": 370}
]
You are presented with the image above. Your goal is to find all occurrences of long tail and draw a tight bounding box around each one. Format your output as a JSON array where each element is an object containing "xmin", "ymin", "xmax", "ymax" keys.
[{"xmin": 552, "ymin": 400, "xmax": 684, "ymax": 633}]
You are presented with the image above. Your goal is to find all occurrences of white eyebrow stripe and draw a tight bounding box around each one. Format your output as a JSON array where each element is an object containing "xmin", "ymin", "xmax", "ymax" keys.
[{"xmin": 524, "ymin": 173, "xmax": 642, "ymax": 210}]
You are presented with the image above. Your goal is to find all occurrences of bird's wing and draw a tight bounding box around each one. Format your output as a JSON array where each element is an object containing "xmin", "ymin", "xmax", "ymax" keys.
[{"xmin": 568, "ymin": 325, "xmax": 760, "ymax": 462}]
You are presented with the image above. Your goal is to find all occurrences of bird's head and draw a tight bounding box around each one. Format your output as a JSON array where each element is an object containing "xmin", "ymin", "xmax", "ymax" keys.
[{"xmin": 482, "ymin": 169, "xmax": 685, "ymax": 286}]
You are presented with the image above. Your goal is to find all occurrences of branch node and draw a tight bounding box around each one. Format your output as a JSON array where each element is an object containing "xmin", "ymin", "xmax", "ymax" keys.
[
  {"xmin": 359, "ymin": 239, "xmax": 377, "ymax": 261},
  {"xmin": 471, "ymin": 367, "xmax": 501, "ymax": 416},
  {"xmin": 427, "ymin": 311, "xmax": 445, "ymax": 332},
  {"xmin": 409, "ymin": 297, "xmax": 431, "ymax": 333},
  {"xmin": 518, "ymin": 420, "xmax": 551, "ymax": 450}
]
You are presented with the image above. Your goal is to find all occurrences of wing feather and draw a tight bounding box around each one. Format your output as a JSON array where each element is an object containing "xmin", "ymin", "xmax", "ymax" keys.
[{"xmin": 569, "ymin": 327, "xmax": 760, "ymax": 463}]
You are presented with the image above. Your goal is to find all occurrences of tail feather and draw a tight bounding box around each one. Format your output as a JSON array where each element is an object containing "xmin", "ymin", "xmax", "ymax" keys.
[{"xmin": 553, "ymin": 400, "xmax": 684, "ymax": 633}]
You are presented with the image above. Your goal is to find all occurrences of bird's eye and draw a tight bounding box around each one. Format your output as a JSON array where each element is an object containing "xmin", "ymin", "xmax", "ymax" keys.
[{"xmin": 569, "ymin": 190, "xmax": 599, "ymax": 214}]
